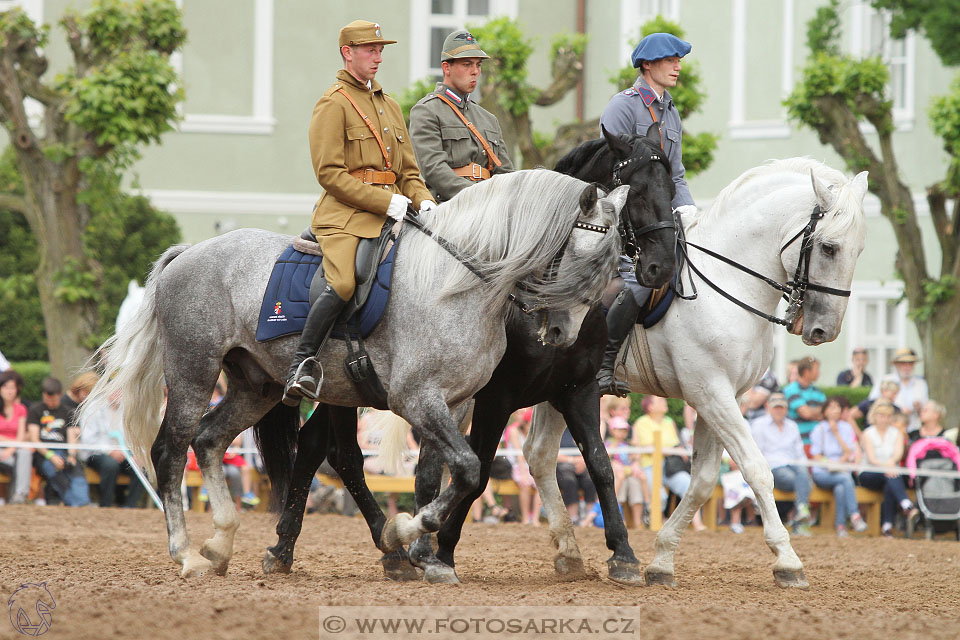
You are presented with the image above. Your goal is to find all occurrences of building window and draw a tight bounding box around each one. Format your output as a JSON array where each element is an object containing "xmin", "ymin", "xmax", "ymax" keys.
[
  {"xmin": 618, "ymin": 0, "xmax": 679, "ymax": 64},
  {"xmin": 847, "ymin": 285, "xmax": 908, "ymax": 382},
  {"xmin": 850, "ymin": 2, "xmax": 915, "ymax": 127},
  {"xmin": 409, "ymin": 0, "xmax": 518, "ymax": 83}
]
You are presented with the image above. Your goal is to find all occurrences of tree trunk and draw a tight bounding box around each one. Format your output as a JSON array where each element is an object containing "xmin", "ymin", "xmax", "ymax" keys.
[{"xmin": 924, "ymin": 294, "xmax": 960, "ymax": 431}]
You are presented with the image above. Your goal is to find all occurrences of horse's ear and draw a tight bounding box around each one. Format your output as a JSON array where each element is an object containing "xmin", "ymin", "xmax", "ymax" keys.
[
  {"xmin": 579, "ymin": 184, "xmax": 599, "ymax": 214},
  {"xmin": 810, "ymin": 169, "xmax": 837, "ymax": 211},
  {"xmin": 851, "ymin": 171, "xmax": 869, "ymax": 202},
  {"xmin": 645, "ymin": 122, "xmax": 662, "ymax": 146},
  {"xmin": 601, "ymin": 124, "xmax": 632, "ymax": 160},
  {"xmin": 605, "ymin": 185, "xmax": 631, "ymax": 215}
]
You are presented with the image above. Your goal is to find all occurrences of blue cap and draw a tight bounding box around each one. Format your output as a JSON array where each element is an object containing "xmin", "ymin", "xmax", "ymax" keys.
[{"xmin": 631, "ymin": 32, "xmax": 692, "ymax": 68}]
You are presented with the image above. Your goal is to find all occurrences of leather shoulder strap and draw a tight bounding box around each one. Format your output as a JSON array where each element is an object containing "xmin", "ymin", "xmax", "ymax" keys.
[
  {"xmin": 435, "ymin": 93, "xmax": 502, "ymax": 171},
  {"xmin": 336, "ymin": 88, "xmax": 391, "ymax": 170},
  {"xmin": 647, "ymin": 104, "xmax": 664, "ymax": 150}
]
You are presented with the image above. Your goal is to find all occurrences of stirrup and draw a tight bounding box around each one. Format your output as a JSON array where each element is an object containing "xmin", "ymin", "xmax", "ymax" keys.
[
  {"xmin": 597, "ymin": 372, "xmax": 631, "ymax": 398},
  {"xmin": 281, "ymin": 357, "xmax": 323, "ymax": 406}
]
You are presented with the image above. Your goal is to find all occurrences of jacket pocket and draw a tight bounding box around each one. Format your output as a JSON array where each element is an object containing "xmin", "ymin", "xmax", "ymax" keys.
[
  {"xmin": 440, "ymin": 125, "xmax": 471, "ymax": 140},
  {"xmin": 664, "ymin": 127, "xmax": 680, "ymax": 156}
]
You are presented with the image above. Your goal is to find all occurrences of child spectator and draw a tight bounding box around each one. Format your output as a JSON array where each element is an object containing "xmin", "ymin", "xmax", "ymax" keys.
[
  {"xmin": 0, "ymin": 370, "xmax": 32, "ymax": 504},
  {"xmin": 606, "ymin": 416, "xmax": 647, "ymax": 528},
  {"xmin": 506, "ymin": 408, "xmax": 540, "ymax": 525}
]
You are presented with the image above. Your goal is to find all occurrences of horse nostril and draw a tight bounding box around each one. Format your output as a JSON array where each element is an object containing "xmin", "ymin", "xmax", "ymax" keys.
[
  {"xmin": 647, "ymin": 264, "xmax": 660, "ymax": 281},
  {"xmin": 811, "ymin": 328, "xmax": 826, "ymax": 343}
]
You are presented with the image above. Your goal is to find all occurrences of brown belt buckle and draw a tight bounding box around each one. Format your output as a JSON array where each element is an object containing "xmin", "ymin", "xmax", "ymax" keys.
[
  {"xmin": 362, "ymin": 168, "xmax": 375, "ymax": 184},
  {"xmin": 471, "ymin": 163, "xmax": 482, "ymax": 180}
]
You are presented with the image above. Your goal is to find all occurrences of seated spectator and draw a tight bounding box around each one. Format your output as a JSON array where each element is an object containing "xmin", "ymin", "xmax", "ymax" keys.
[
  {"xmin": 557, "ymin": 426, "xmax": 597, "ymax": 525},
  {"xmin": 783, "ymin": 356, "xmax": 826, "ymax": 451},
  {"xmin": 809, "ymin": 396, "xmax": 867, "ymax": 536},
  {"xmin": 60, "ymin": 372, "xmax": 98, "ymax": 418},
  {"xmin": 750, "ymin": 392, "xmax": 812, "ymax": 535},
  {"xmin": 836, "ymin": 347, "xmax": 873, "ymax": 387},
  {"xmin": 719, "ymin": 450, "xmax": 755, "ymax": 534},
  {"xmin": 909, "ymin": 400, "xmax": 946, "ymax": 445},
  {"xmin": 632, "ymin": 395, "xmax": 704, "ymax": 531},
  {"xmin": 506, "ymin": 408, "xmax": 540, "ymax": 525},
  {"xmin": 868, "ymin": 348, "xmax": 928, "ymax": 432},
  {"xmin": 0, "ymin": 370, "xmax": 32, "ymax": 504},
  {"xmin": 850, "ymin": 378, "xmax": 902, "ymax": 424},
  {"xmin": 857, "ymin": 399, "xmax": 917, "ymax": 536},
  {"xmin": 742, "ymin": 385, "xmax": 772, "ymax": 422},
  {"xmin": 605, "ymin": 417, "xmax": 646, "ymax": 528},
  {"xmin": 78, "ymin": 391, "xmax": 146, "ymax": 508},
  {"xmin": 601, "ymin": 395, "xmax": 631, "ymax": 441},
  {"xmin": 28, "ymin": 377, "xmax": 90, "ymax": 506}
]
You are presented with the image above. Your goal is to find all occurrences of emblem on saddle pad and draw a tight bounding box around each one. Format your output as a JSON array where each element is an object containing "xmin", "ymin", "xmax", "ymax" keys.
[{"xmin": 274, "ymin": 301, "xmax": 282, "ymax": 315}]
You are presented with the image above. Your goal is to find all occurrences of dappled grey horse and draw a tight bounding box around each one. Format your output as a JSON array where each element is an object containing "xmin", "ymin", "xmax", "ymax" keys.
[{"xmin": 81, "ymin": 170, "xmax": 626, "ymax": 578}]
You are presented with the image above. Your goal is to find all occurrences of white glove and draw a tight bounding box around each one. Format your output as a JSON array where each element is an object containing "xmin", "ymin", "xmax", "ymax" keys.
[
  {"xmin": 386, "ymin": 194, "xmax": 411, "ymax": 222},
  {"xmin": 674, "ymin": 204, "xmax": 698, "ymax": 217},
  {"xmin": 419, "ymin": 200, "xmax": 438, "ymax": 214}
]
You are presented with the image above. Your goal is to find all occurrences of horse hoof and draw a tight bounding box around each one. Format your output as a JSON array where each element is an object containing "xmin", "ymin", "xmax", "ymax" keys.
[
  {"xmin": 180, "ymin": 555, "xmax": 214, "ymax": 579},
  {"xmin": 554, "ymin": 555, "xmax": 587, "ymax": 579},
  {"xmin": 423, "ymin": 564, "xmax": 460, "ymax": 585},
  {"xmin": 262, "ymin": 550, "xmax": 292, "ymax": 575},
  {"xmin": 643, "ymin": 566, "xmax": 677, "ymax": 588},
  {"xmin": 773, "ymin": 568, "xmax": 810, "ymax": 590},
  {"xmin": 381, "ymin": 553, "xmax": 421, "ymax": 582},
  {"xmin": 381, "ymin": 513, "xmax": 415, "ymax": 552},
  {"xmin": 200, "ymin": 542, "xmax": 230, "ymax": 576},
  {"xmin": 607, "ymin": 560, "xmax": 644, "ymax": 587}
]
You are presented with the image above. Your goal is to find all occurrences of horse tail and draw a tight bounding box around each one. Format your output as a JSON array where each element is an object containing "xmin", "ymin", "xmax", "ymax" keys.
[
  {"xmin": 252, "ymin": 402, "xmax": 300, "ymax": 512},
  {"xmin": 372, "ymin": 410, "xmax": 413, "ymax": 476},
  {"xmin": 79, "ymin": 244, "xmax": 189, "ymax": 485}
]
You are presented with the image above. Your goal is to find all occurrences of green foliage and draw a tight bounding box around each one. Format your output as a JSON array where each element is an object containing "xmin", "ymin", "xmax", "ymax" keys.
[
  {"xmin": 806, "ymin": 0, "xmax": 842, "ymax": 57},
  {"xmin": 0, "ymin": 7, "xmax": 48, "ymax": 48},
  {"xmin": 785, "ymin": 52, "xmax": 891, "ymax": 132},
  {"xmin": 872, "ymin": 0, "xmax": 960, "ymax": 67},
  {"xmin": 468, "ymin": 17, "xmax": 538, "ymax": 116},
  {"xmin": 396, "ymin": 77, "xmax": 437, "ymax": 125},
  {"xmin": 532, "ymin": 130, "xmax": 555, "ymax": 152},
  {"xmin": 53, "ymin": 257, "xmax": 99, "ymax": 304},
  {"xmin": 681, "ymin": 131, "xmax": 719, "ymax": 176},
  {"xmin": 820, "ymin": 386, "xmax": 871, "ymax": 411},
  {"xmin": 908, "ymin": 275, "xmax": 958, "ymax": 323},
  {"xmin": 929, "ymin": 75, "xmax": 960, "ymax": 191},
  {"xmin": 8, "ymin": 361, "xmax": 51, "ymax": 403}
]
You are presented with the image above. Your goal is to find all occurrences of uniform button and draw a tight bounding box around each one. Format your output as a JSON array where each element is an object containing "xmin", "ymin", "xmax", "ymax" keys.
[
  {"xmin": 379, "ymin": 109, "xmax": 383, "ymax": 114},
  {"xmin": 383, "ymin": 127, "xmax": 389, "ymax": 132},
  {"xmin": 386, "ymin": 146, "xmax": 391, "ymax": 151}
]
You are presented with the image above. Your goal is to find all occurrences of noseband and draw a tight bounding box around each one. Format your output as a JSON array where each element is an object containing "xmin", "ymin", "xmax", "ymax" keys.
[{"xmin": 675, "ymin": 205, "xmax": 851, "ymax": 329}]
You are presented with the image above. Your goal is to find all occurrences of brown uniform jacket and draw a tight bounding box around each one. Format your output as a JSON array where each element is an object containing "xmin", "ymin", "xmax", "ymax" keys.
[{"xmin": 309, "ymin": 70, "xmax": 433, "ymax": 238}]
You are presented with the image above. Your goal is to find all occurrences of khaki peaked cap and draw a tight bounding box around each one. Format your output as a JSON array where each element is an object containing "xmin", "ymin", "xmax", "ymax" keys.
[
  {"xmin": 441, "ymin": 29, "xmax": 489, "ymax": 61},
  {"xmin": 338, "ymin": 20, "xmax": 396, "ymax": 47}
]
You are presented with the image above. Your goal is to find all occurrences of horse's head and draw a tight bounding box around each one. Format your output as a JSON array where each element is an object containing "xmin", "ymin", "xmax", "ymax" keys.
[
  {"xmin": 601, "ymin": 124, "xmax": 677, "ymax": 287},
  {"xmin": 781, "ymin": 169, "xmax": 869, "ymax": 345},
  {"xmin": 530, "ymin": 183, "xmax": 625, "ymax": 348}
]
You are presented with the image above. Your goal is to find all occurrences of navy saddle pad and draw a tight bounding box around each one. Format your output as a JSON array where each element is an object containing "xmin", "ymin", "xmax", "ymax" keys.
[{"xmin": 256, "ymin": 241, "xmax": 398, "ymax": 342}]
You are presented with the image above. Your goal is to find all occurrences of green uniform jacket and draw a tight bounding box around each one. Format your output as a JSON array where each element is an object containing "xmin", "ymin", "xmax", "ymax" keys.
[
  {"xmin": 308, "ymin": 70, "xmax": 433, "ymax": 238},
  {"xmin": 408, "ymin": 83, "xmax": 514, "ymax": 202}
]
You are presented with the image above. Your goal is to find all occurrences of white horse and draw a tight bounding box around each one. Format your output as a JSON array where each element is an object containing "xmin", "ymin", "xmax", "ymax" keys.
[{"xmin": 524, "ymin": 158, "xmax": 868, "ymax": 588}]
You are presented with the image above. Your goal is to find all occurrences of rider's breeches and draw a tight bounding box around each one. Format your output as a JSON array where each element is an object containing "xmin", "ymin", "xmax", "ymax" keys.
[{"xmin": 316, "ymin": 233, "xmax": 360, "ymax": 301}]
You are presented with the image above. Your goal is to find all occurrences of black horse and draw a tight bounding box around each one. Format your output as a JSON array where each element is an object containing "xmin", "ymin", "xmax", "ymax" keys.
[{"xmin": 259, "ymin": 124, "xmax": 676, "ymax": 584}]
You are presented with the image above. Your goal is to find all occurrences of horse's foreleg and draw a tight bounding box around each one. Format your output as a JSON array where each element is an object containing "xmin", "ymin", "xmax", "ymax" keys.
[
  {"xmin": 559, "ymin": 383, "xmax": 642, "ymax": 585},
  {"xmin": 646, "ymin": 417, "xmax": 722, "ymax": 587},
  {"xmin": 263, "ymin": 407, "xmax": 330, "ymax": 575},
  {"xmin": 720, "ymin": 419, "xmax": 808, "ymax": 589},
  {"xmin": 524, "ymin": 402, "xmax": 585, "ymax": 578}
]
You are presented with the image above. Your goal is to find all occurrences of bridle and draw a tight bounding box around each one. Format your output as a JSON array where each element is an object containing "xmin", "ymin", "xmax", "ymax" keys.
[
  {"xmin": 403, "ymin": 205, "xmax": 611, "ymax": 315},
  {"xmin": 674, "ymin": 204, "xmax": 852, "ymax": 330},
  {"xmin": 610, "ymin": 148, "xmax": 677, "ymax": 260}
]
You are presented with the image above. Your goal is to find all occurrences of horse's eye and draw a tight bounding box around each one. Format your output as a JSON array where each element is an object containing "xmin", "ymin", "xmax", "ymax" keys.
[{"xmin": 821, "ymin": 243, "xmax": 836, "ymax": 257}]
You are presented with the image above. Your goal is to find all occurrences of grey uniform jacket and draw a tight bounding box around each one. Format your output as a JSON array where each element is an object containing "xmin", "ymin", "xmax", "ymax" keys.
[
  {"xmin": 599, "ymin": 77, "xmax": 694, "ymax": 208},
  {"xmin": 409, "ymin": 83, "xmax": 514, "ymax": 202}
]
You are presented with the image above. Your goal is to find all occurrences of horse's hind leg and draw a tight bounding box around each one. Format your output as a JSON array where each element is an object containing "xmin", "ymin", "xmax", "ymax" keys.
[
  {"xmin": 646, "ymin": 416, "xmax": 722, "ymax": 587},
  {"xmin": 193, "ymin": 386, "xmax": 276, "ymax": 575}
]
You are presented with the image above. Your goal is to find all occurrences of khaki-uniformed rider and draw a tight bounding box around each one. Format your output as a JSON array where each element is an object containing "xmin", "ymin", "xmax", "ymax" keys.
[
  {"xmin": 409, "ymin": 29, "xmax": 513, "ymax": 202},
  {"xmin": 283, "ymin": 19, "xmax": 435, "ymax": 405}
]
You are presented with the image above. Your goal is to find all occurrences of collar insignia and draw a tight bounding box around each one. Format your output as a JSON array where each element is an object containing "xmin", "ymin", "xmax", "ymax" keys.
[
  {"xmin": 636, "ymin": 85, "xmax": 656, "ymax": 106},
  {"xmin": 444, "ymin": 88, "xmax": 463, "ymax": 104}
]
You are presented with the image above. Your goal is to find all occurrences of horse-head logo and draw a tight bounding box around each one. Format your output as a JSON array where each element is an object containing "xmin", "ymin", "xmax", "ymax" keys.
[{"xmin": 8, "ymin": 582, "xmax": 56, "ymax": 636}]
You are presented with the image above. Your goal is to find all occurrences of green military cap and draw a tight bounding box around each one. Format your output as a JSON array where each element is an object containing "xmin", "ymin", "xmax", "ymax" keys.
[
  {"xmin": 440, "ymin": 29, "xmax": 489, "ymax": 62},
  {"xmin": 338, "ymin": 20, "xmax": 397, "ymax": 48}
]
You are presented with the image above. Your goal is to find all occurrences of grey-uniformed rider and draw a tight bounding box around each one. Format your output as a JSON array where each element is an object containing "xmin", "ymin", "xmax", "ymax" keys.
[
  {"xmin": 409, "ymin": 29, "xmax": 513, "ymax": 202},
  {"xmin": 596, "ymin": 32, "xmax": 698, "ymax": 397}
]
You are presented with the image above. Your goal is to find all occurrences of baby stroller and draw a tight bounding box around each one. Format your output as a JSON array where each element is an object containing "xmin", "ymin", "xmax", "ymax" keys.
[{"xmin": 905, "ymin": 437, "xmax": 960, "ymax": 540}]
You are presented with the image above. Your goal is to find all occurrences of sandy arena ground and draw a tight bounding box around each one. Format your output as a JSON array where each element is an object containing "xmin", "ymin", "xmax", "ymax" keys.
[{"xmin": 2, "ymin": 506, "xmax": 959, "ymax": 639}]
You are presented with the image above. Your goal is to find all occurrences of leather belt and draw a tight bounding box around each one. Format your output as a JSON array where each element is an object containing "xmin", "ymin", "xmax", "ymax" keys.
[
  {"xmin": 452, "ymin": 163, "xmax": 491, "ymax": 181},
  {"xmin": 349, "ymin": 168, "xmax": 397, "ymax": 185}
]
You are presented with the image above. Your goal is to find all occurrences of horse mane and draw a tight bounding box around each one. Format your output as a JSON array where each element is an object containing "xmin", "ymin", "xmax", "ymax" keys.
[
  {"xmin": 401, "ymin": 169, "xmax": 620, "ymax": 315},
  {"xmin": 699, "ymin": 157, "xmax": 866, "ymax": 245},
  {"xmin": 554, "ymin": 138, "xmax": 608, "ymax": 175}
]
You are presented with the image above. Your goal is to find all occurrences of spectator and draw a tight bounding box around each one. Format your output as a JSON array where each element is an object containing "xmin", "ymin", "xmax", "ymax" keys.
[
  {"xmin": 743, "ymin": 385, "xmax": 772, "ymax": 422},
  {"xmin": 60, "ymin": 372, "xmax": 98, "ymax": 420},
  {"xmin": 632, "ymin": 395, "xmax": 704, "ymax": 531},
  {"xmin": 601, "ymin": 395, "xmax": 631, "ymax": 441},
  {"xmin": 556, "ymin": 427, "xmax": 597, "ymax": 525},
  {"xmin": 506, "ymin": 408, "xmax": 540, "ymax": 525},
  {"xmin": 78, "ymin": 392, "xmax": 145, "ymax": 508},
  {"xmin": 785, "ymin": 359, "xmax": 800, "ymax": 386},
  {"xmin": 850, "ymin": 378, "xmax": 902, "ymax": 424},
  {"xmin": 857, "ymin": 399, "xmax": 917, "ymax": 537},
  {"xmin": 750, "ymin": 392, "xmax": 812, "ymax": 535},
  {"xmin": 909, "ymin": 400, "xmax": 946, "ymax": 445},
  {"xmin": 869, "ymin": 348, "xmax": 928, "ymax": 432},
  {"xmin": 809, "ymin": 396, "xmax": 867, "ymax": 536},
  {"xmin": 719, "ymin": 450, "xmax": 755, "ymax": 534},
  {"xmin": 782, "ymin": 356, "xmax": 826, "ymax": 450},
  {"xmin": 27, "ymin": 377, "xmax": 90, "ymax": 506},
  {"xmin": 0, "ymin": 370, "xmax": 32, "ymax": 504},
  {"xmin": 605, "ymin": 417, "xmax": 647, "ymax": 528},
  {"xmin": 836, "ymin": 347, "xmax": 873, "ymax": 387}
]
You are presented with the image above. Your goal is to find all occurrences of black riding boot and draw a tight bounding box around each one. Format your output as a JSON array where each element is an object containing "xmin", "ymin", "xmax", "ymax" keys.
[
  {"xmin": 596, "ymin": 289, "xmax": 643, "ymax": 397},
  {"xmin": 282, "ymin": 285, "xmax": 348, "ymax": 406}
]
